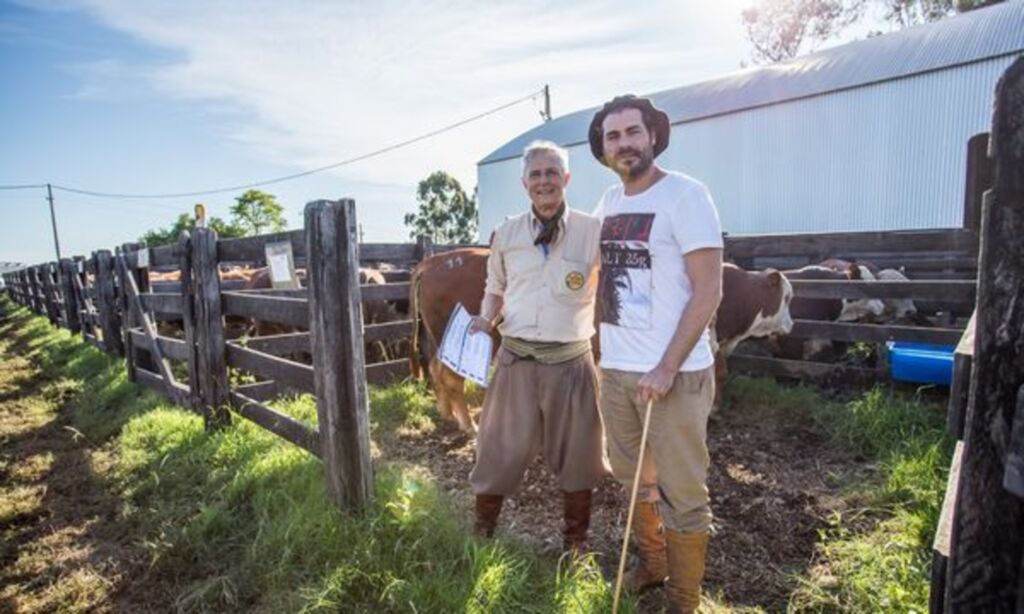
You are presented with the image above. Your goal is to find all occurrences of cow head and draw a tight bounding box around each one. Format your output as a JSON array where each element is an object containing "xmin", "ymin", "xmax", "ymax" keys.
[
  {"xmin": 837, "ymin": 264, "xmax": 886, "ymax": 322},
  {"xmin": 745, "ymin": 269, "xmax": 794, "ymax": 339}
]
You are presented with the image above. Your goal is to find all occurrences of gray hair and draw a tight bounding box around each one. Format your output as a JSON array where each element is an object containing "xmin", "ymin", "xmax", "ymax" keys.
[{"xmin": 522, "ymin": 140, "xmax": 569, "ymax": 176}]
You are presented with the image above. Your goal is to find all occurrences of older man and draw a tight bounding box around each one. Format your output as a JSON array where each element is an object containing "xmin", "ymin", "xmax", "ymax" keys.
[
  {"xmin": 590, "ymin": 96, "xmax": 723, "ymax": 613},
  {"xmin": 468, "ymin": 140, "xmax": 606, "ymax": 552}
]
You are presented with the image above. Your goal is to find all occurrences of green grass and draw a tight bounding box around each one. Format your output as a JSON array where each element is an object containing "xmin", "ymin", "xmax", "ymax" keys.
[
  {"xmin": 726, "ymin": 375, "xmax": 953, "ymax": 612},
  {"xmin": 0, "ymin": 298, "xmax": 625, "ymax": 613}
]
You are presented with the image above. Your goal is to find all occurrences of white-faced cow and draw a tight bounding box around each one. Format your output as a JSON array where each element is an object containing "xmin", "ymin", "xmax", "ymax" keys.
[{"xmin": 710, "ymin": 263, "xmax": 795, "ymax": 407}]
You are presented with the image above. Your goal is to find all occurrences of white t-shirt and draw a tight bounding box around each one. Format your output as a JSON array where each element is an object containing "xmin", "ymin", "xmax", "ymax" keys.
[{"xmin": 593, "ymin": 171, "xmax": 723, "ymax": 373}]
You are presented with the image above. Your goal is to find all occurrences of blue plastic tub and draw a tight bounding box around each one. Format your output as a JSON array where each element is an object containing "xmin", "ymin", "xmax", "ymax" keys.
[{"xmin": 888, "ymin": 342, "xmax": 955, "ymax": 386}]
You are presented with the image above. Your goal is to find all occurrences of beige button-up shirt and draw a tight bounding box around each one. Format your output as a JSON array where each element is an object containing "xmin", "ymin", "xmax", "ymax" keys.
[{"xmin": 485, "ymin": 207, "xmax": 601, "ymax": 342}]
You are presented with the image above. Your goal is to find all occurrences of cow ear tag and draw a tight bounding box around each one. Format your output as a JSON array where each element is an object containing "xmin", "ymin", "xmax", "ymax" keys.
[{"xmin": 565, "ymin": 271, "xmax": 585, "ymax": 291}]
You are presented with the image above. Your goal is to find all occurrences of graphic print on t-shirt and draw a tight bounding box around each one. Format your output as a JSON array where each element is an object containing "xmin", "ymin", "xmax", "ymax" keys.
[{"xmin": 599, "ymin": 213, "xmax": 655, "ymax": 329}]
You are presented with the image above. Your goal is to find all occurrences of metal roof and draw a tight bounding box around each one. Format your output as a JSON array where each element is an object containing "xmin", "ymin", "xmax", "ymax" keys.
[{"xmin": 479, "ymin": 1, "xmax": 1024, "ymax": 165}]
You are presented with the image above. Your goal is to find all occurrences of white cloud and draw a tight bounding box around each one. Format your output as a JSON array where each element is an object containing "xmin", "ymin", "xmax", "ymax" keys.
[{"xmin": 61, "ymin": 0, "xmax": 751, "ymax": 224}]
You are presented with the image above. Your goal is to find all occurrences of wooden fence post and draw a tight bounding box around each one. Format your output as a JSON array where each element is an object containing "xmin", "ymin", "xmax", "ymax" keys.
[
  {"xmin": 59, "ymin": 258, "xmax": 81, "ymax": 334},
  {"xmin": 43, "ymin": 263, "xmax": 61, "ymax": 325},
  {"xmin": 116, "ymin": 246, "xmax": 137, "ymax": 377},
  {"xmin": 95, "ymin": 250, "xmax": 123, "ymax": 357},
  {"xmin": 29, "ymin": 266, "xmax": 42, "ymax": 315},
  {"xmin": 306, "ymin": 199, "xmax": 373, "ymax": 511},
  {"xmin": 190, "ymin": 227, "xmax": 231, "ymax": 429},
  {"xmin": 121, "ymin": 243, "xmax": 157, "ymax": 374},
  {"xmin": 946, "ymin": 56, "xmax": 1024, "ymax": 612},
  {"xmin": 962, "ymin": 132, "xmax": 994, "ymax": 232},
  {"xmin": 177, "ymin": 231, "xmax": 201, "ymax": 414}
]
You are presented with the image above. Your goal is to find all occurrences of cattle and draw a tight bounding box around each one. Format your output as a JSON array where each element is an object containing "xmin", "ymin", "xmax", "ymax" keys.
[
  {"xmin": 875, "ymin": 268, "xmax": 918, "ymax": 322},
  {"xmin": 241, "ymin": 266, "xmax": 401, "ymax": 363},
  {"xmin": 764, "ymin": 265, "xmax": 883, "ymax": 361},
  {"xmin": 710, "ymin": 264, "xmax": 794, "ymax": 407},
  {"xmin": 818, "ymin": 258, "xmax": 919, "ymax": 323},
  {"xmin": 409, "ymin": 248, "xmax": 495, "ymax": 433}
]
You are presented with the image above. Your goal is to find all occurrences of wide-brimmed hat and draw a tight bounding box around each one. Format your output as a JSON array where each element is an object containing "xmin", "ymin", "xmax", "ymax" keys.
[{"xmin": 588, "ymin": 95, "xmax": 670, "ymax": 165}]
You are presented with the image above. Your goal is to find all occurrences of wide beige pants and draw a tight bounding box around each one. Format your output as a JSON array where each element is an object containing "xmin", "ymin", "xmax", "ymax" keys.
[
  {"xmin": 600, "ymin": 367, "xmax": 715, "ymax": 533},
  {"xmin": 469, "ymin": 348, "xmax": 608, "ymax": 496}
]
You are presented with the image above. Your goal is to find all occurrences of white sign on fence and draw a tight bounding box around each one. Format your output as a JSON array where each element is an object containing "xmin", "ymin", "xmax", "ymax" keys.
[{"xmin": 264, "ymin": 241, "xmax": 300, "ymax": 290}]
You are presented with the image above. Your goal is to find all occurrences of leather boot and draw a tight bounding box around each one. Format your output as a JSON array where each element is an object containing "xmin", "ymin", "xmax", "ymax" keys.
[
  {"xmin": 664, "ymin": 529, "xmax": 709, "ymax": 614},
  {"xmin": 624, "ymin": 501, "xmax": 668, "ymax": 592},
  {"xmin": 562, "ymin": 490, "xmax": 592, "ymax": 553},
  {"xmin": 475, "ymin": 494, "xmax": 504, "ymax": 538}
]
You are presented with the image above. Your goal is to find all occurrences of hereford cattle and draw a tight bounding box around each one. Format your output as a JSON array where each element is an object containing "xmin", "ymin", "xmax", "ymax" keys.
[
  {"xmin": 875, "ymin": 268, "xmax": 918, "ymax": 322},
  {"xmin": 711, "ymin": 264, "xmax": 794, "ymax": 407},
  {"xmin": 767, "ymin": 265, "xmax": 884, "ymax": 361},
  {"xmin": 409, "ymin": 248, "xmax": 496, "ymax": 433},
  {"xmin": 818, "ymin": 258, "xmax": 919, "ymax": 323}
]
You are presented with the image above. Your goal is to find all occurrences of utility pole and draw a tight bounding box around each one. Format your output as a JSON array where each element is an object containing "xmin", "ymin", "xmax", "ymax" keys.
[
  {"xmin": 46, "ymin": 183, "xmax": 61, "ymax": 261},
  {"xmin": 542, "ymin": 84, "xmax": 551, "ymax": 122}
]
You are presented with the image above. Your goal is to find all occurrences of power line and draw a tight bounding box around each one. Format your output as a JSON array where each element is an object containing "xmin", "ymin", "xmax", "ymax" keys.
[
  {"xmin": 0, "ymin": 184, "xmax": 47, "ymax": 190},
  {"xmin": 44, "ymin": 88, "xmax": 544, "ymax": 200}
]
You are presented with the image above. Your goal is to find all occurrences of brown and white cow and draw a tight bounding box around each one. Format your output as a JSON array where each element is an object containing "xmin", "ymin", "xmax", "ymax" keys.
[
  {"xmin": 242, "ymin": 266, "xmax": 401, "ymax": 362},
  {"xmin": 767, "ymin": 264, "xmax": 884, "ymax": 361},
  {"xmin": 409, "ymin": 248, "xmax": 496, "ymax": 433},
  {"xmin": 710, "ymin": 263, "xmax": 794, "ymax": 407}
]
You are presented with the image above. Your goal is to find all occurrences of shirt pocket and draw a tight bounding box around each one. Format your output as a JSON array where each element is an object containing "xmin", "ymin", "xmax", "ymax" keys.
[{"xmin": 549, "ymin": 258, "xmax": 594, "ymax": 304}]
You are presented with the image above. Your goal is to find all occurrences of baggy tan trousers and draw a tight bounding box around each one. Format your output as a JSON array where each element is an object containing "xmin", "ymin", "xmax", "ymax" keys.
[
  {"xmin": 600, "ymin": 367, "xmax": 715, "ymax": 534},
  {"xmin": 469, "ymin": 348, "xmax": 608, "ymax": 496}
]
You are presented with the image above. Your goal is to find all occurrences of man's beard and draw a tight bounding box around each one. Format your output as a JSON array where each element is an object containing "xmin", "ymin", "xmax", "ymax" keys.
[{"xmin": 613, "ymin": 148, "xmax": 654, "ymax": 179}]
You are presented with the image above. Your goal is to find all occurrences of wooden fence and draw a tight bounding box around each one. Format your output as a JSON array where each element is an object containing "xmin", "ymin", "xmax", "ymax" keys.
[
  {"xmin": 2, "ymin": 199, "xmax": 417, "ymax": 512},
  {"xmin": 722, "ymin": 224, "xmax": 978, "ymax": 384}
]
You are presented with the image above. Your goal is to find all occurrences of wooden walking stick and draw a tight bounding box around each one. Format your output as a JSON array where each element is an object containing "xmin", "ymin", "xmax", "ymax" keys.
[{"xmin": 612, "ymin": 398, "xmax": 655, "ymax": 614}]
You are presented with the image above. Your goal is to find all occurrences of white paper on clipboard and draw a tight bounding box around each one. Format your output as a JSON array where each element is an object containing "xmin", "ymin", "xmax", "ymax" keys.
[
  {"xmin": 264, "ymin": 241, "xmax": 299, "ymax": 289},
  {"xmin": 438, "ymin": 303, "xmax": 493, "ymax": 387}
]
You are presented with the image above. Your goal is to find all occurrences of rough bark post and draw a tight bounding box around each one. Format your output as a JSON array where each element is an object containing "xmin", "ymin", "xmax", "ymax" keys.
[
  {"xmin": 946, "ymin": 56, "xmax": 1024, "ymax": 613},
  {"xmin": 95, "ymin": 250, "xmax": 123, "ymax": 356},
  {"xmin": 59, "ymin": 258, "xmax": 81, "ymax": 334},
  {"xmin": 306, "ymin": 199, "xmax": 373, "ymax": 512},
  {"xmin": 191, "ymin": 227, "xmax": 231, "ymax": 429}
]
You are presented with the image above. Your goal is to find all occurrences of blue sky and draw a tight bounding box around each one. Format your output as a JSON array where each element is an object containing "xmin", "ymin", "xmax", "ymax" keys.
[{"xmin": 1, "ymin": 0, "xmax": 879, "ymax": 265}]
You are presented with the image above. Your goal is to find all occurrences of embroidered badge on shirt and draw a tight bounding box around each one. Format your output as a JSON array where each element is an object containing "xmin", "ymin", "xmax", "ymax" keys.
[{"xmin": 565, "ymin": 271, "xmax": 585, "ymax": 291}]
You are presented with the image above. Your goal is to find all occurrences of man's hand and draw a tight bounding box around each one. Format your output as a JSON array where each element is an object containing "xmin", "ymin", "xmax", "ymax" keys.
[
  {"xmin": 468, "ymin": 315, "xmax": 493, "ymax": 335},
  {"xmin": 635, "ymin": 363, "xmax": 676, "ymax": 404}
]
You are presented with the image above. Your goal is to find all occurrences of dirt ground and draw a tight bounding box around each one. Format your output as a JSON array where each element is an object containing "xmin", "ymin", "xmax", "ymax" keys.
[{"xmin": 377, "ymin": 389, "xmax": 871, "ymax": 612}]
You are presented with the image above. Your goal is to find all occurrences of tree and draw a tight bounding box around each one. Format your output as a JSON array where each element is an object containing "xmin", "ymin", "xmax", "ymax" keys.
[
  {"xmin": 742, "ymin": 0, "xmax": 864, "ymax": 65},
  {"xmin": 140, "ymin": 212, "xmax": 245, "ymax": 247},
  {"xmin": 403, "ymin": 171, "xmax": 477, "ymax": 244},
  {"xmin": 742, "ymin": 0, "xmax": 1004, "ymax": 64},
  {"xmin": 230, "ymin": 189, "xmax": 287, "ymax": 236}
]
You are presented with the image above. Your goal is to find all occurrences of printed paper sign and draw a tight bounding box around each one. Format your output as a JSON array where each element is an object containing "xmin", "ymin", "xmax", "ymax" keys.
[
  {"xmin": 438, "ymin": 303, "xmax": 493, "ymax": 387},
  {"xmin": 136, "ymin": 248, "xmax": 149, "ymax": 269},
  {"xmin": 264, "ymin": 241, "xmax": 299, "ymax": 289}
]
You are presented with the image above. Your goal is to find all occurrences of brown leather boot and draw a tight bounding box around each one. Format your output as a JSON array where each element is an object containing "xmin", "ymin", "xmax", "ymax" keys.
[
  {"xmin": 624, "ymin": 501, "xmax": 668, "ymax": 592},
  {"xmin": 664, "ymin": 529, "xmax": 709, "ymax": 614},
  {"xmin": 475, "ymin": 494, "xmax": 504, "ymax": 538},
  {"xmin": 562, "ymin": 490, "xmax": 592, "ymax": 553}
]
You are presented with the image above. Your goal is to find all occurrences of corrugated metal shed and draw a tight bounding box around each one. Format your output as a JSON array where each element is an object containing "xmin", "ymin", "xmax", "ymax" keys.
[{"xmin": 479, "ymin": 1, "xmax": 1024, "ymax": 165}]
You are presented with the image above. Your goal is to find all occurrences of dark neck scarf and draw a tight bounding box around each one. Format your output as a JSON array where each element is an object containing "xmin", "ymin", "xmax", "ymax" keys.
[{"xmin": 533, "ymin": 203, "xmax": 566, "ymax": 247}]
